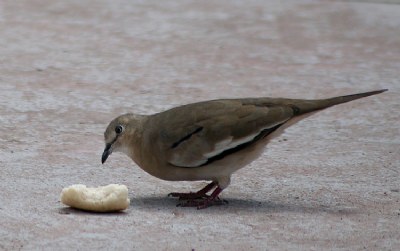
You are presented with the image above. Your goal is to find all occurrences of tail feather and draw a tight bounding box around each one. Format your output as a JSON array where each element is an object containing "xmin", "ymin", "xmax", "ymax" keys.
[{"xmin": 289, "ymin": 89, "xmax": 388, "ymax": 115}]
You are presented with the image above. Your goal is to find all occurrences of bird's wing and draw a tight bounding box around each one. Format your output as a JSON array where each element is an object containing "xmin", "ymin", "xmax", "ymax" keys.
[{"xmin": 153, "ymin": 100, "xmax": 295, "ymax": 168}]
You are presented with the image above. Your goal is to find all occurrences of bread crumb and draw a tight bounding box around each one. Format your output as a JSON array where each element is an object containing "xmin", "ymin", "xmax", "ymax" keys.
[{"xmin": 60, "ymin": 184, "xmax": 130, "ymax": 212}]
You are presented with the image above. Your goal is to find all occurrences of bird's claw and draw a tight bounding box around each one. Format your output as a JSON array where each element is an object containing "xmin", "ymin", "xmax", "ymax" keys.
[{"xmin": 169, "ymin": 182, "xmax": 226, "ymax": 209}]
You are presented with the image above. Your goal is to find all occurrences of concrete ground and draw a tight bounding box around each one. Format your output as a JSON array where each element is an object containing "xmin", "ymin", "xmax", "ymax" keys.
[{"xmin": 0, "ymin": 0, "xmax": 399, "ymax": 250}]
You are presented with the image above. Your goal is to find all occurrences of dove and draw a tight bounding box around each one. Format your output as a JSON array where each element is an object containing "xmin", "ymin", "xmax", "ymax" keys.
[{"xmin": 102, "ymin": 89, "xmax": 387, "ymax": 209}]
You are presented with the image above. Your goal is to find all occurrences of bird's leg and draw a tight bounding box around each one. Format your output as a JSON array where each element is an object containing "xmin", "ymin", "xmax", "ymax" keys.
[
  {"xmin": 168, "ymin": 182, "xmax": 217, "ymax": 200},
  {"xmin": 177, "ymin": 186, "xmax": 228, "ymax": 209}
]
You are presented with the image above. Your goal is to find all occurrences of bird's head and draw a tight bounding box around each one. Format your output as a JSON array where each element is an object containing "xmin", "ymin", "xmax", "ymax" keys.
[{"xmin": 102, "ymin": 113, "xmax": 142, "ymax": 164}]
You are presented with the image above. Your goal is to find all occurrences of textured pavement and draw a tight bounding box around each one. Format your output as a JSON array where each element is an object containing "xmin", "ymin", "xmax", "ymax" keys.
[{"xmin": 0, "ymin": 1, "xmax": 399, "ymax": 250}]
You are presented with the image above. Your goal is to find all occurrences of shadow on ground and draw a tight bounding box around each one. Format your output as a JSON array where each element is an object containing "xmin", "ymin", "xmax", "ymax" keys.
[
  {"xmin": 129, "ymin": 196, "xmax": 360, "ymax": 215},
  {"xmin": 58, "ymin": 207, "xmax": 130, "ymax": 216}
]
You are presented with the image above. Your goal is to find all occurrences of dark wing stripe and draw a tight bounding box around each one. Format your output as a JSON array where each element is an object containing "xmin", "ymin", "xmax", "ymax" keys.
[
  {"xmin": 171, "ymin": 126, "xmax": 204, "ymax": 149},
  {"xmin": 199, "ymin": 123, "xmax": 283, "ymax": 167},
  {"xmin": 287, "ymin": 104, "xmax": 301, "ymax": 115}
]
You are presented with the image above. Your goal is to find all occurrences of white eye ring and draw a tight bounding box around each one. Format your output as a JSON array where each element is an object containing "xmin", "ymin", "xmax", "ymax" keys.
[{"xmin": 115, "ymin": 125, "xmax": 124, "ymax": 134}]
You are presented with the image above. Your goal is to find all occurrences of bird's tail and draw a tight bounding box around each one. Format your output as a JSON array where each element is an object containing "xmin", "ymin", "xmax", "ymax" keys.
[{"xmin": 289, "ymin": 89, "xmax": 388, "ymax": 115}]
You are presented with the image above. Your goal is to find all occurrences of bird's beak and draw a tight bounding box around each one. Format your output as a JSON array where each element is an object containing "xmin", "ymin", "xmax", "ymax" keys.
[{"xmin": 102, "ymin": 143, "xmax": 112, "ymax": 164}]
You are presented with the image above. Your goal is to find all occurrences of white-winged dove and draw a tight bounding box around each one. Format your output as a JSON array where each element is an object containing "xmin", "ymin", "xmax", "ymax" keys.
[{"xmin": 102, "ymin": 89, "xmax": 387, "ymax": 209}]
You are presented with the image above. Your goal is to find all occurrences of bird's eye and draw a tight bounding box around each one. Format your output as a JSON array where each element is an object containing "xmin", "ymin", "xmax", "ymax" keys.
[{"xmin": 115, "ymin": 125, "xmax": 124, "ymax": 134}]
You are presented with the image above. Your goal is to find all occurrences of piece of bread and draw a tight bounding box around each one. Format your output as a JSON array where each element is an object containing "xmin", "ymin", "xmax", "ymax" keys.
[{"xmin": 60, "ymin": 184, "xmax": 130, "ymax": 212}]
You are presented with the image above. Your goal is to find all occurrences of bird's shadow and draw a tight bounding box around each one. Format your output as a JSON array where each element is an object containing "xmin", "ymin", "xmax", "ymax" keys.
[{"xmin": 130, "ymin": 195, "xmax": 359, "ymax": 215}]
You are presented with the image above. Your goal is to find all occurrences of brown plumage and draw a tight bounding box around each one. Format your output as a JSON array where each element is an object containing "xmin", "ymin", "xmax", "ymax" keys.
[{"xmin": 102, "ymin": 89, "xmax": 387, "ymax": 209}]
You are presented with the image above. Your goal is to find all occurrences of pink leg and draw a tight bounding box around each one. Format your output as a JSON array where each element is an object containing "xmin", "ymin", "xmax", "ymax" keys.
[
  {"xmin": 177, "ymin": 186, "xmax": 228, "ymax": 209},
  {"xmin": 168, "ymin": 182, "xmax": 217, "ymax": 200}
]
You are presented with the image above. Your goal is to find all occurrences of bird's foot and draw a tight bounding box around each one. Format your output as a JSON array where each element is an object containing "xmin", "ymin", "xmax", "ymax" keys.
[
  {"xmin": 167, "ymin": 181, "xmax": 217, "ymax": 200},
  {"xmin": 171, "ymin": 185, "xmax": 227, "ymax": 209}
]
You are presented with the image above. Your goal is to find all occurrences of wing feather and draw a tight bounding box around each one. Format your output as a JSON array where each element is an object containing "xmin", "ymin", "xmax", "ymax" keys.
[{"xmin": 150, "ymin": 100, "xmax": 295, "ymax": 168}]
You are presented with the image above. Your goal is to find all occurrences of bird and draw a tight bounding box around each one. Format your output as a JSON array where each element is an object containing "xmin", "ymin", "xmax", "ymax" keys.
[{"xmin": 102, "ymin": 89, "xmax": 387, "ymax": 209}]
